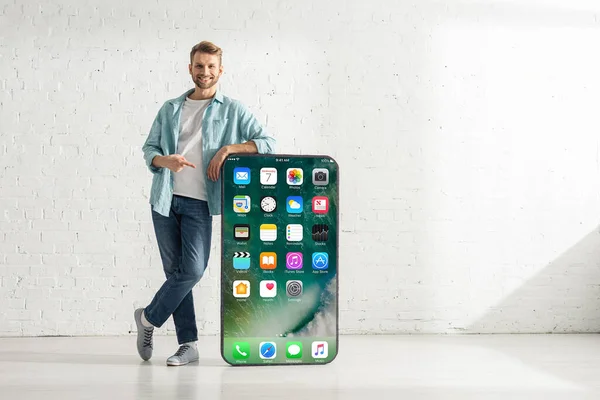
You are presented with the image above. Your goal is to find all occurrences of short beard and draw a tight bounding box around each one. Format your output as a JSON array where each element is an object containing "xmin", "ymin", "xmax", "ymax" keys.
[{"xmin": 194, "ymin": 76, "xmax": 218, "ymax": 89}]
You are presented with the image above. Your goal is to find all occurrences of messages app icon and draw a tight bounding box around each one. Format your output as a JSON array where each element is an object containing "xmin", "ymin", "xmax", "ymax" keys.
[{"xmin": 286, "ymin": 342, "xmax": 303, "ymax": 359}]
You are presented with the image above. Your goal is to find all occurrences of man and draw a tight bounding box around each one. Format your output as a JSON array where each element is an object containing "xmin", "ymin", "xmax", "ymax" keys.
[{"xmin": 136, "ymin": 41, "xmax": 275, "ymax": 366}]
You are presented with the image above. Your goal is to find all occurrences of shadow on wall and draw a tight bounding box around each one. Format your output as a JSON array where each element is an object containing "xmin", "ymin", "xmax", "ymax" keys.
[{"xmin": 470, "ymin": 226, "xmax": 600, "ymax": 333}]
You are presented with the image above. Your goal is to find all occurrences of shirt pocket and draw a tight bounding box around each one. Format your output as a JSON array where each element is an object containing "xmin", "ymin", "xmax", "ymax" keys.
[{"xmin": 205, "ymin": 118, "xmax": 229, "ymax": 147}]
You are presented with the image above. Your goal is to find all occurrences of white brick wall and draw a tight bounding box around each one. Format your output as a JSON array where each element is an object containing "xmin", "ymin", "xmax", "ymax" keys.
[{"xmin": 2, "ymin": 0, "xmax": 600, "ymax": 337}]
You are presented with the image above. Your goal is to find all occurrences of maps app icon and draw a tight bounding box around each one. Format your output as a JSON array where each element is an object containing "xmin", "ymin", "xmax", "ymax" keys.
[{"xmin": 233, "ymin": 195, "xmax": 250, "ymax": 213}]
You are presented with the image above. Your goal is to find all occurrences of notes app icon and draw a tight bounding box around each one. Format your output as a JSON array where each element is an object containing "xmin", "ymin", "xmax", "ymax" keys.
[
  {"xmin": 260, "ymin": 224, "xmax": 277, "ymax": 241},
  {"xmin": 311, "ymin": 341, "xmax": 328, "ymax": 359}
]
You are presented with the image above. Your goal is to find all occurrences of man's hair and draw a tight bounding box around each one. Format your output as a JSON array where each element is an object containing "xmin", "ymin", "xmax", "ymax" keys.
[{"xmin": 190, "ymin": 41, "xmax": 223, "ymax": 65}]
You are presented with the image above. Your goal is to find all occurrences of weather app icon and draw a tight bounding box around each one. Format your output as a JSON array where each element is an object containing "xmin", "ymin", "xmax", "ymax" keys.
[{"xmin": 286, "ymin": 196, "xmax": 303, "ymax": 213}]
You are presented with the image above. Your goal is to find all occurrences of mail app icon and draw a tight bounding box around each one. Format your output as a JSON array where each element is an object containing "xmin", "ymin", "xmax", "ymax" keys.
[{"xmin": 234, "ymin": 167, "xmax": 251, "ymax": 185}]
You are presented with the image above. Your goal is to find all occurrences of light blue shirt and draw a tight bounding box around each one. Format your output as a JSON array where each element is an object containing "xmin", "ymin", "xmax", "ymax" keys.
[{"xmin": 142, "ymin": 89, "xmax": 276, "ymax": 217}]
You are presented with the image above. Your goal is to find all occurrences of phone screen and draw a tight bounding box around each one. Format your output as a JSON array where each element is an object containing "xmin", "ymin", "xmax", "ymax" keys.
[{"xmin": 220, "ymin": 154, "xmax": 339, "ymax": 366}]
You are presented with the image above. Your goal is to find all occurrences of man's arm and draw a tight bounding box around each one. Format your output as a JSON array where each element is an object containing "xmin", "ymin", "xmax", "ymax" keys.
[
  {"xmin": 205, "ymin": 141, "xmax": 257, "ymax": 181},
  {"xmin": 238, "ymin": 105, "xmax": 275, "ymax": 154},
  {"xmin": 142, "ymin": 108, "xmax": 165, "ymax": 174},
  {"xmin": 143, "ymin": 107, "xmax": 197, "ymax": 174},
  {"xmin": 206, "ymin": 103, "xmax": 276, "ymax": 181},
  {"xmin": 153, "ymin": 154, "xmax": 196, "ymax": 172},
  {"xmin": 226, "ymin": 140, "xmax": 258, "ymax": 154}
]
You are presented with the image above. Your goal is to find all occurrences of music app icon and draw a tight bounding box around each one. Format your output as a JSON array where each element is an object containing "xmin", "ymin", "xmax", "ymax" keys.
[
  {"xmin": 286, "ymin": 252, "xmax": 303, "ymax": 270},
  {"xmin": 311, "ymin": 341, "xmax": 328, "ymax": 359}
]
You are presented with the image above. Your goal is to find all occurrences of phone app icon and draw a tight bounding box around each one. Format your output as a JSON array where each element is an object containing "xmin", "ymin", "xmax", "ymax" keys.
[
  {"xmin": 312, "ymin": 224, "xmax": 329, "ymax": 241},
  {"xmin": 260, "ymin": 167, "xmax": 277, "ymax": 185},
  {"xmin": 233, "ymin": 252, "xmax": 250, "ymax": 270},
  {"xmin": 312, "ymin": 168, "xmax": 329, "ymax": 185},
  {"xmin": 312, "ymin": 252, "xmax": 329, "ymax": 270},
  {"xmin": 286, "ymin": 280, "xmax": 303, "ymax": 297},
  {"xmin": 259, "ymin": 342, "xmax": 277, "ymax": 359},
  {"xmin": 260, "ymin": 252, "xmax": 277, "ymax": 270},
  {"xmin": 233, "ymin": 280, "xmax": 250, "ymax": 298},
  {"xmin": 286, "ymin": 252, "xmax": 303, "ymax": 270},
  {"xmin": 286, "ymin": 342, "xmax": 303, "ymax": 359},
  {"xmin": 286, "ymin": 196, "xmax": 303, "ymax": 213},
  {"xmin": 260, "ymin": 196, "xmax": 277, "ymax": 213},
  {"xmin": 233, "ymin": 167, "xmax": 251, "ymax": 185},
  {"xmin": 260, "ymin": 224, "xmax": 277, "ymax": 241},
  {"xmin": 260, "ymin": 280, "xmax": 277, "ymax": 297},
  {"xmin": 233, "ymin": 342, "xmax": 250, "ymax": 360},
  {"xmin": 312, "ymin": 341, "xmax": 328, "ymax": 359},
  {"xmin": 286, "ymin": 168, "xmax": 303, "ymax": 185},
  {"xmin": 233, "ymin": 195, "xmax": 251, "ymax": 213},
  {"xmin": 286, "ymin": 224, "xmax": 303, "ymax": 241},
  {"xmin": 234, "ymin": 224, "xmax": 250, "ymax": 241},
  {"xmin": 312, "ymin": 196, "xmax": 329, "ymax": 214}
]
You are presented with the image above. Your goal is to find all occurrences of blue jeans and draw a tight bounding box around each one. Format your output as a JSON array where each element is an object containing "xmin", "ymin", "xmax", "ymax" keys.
[{"xmin": 144, "ymin": 195, "xmax": 213, "ymax": 345}]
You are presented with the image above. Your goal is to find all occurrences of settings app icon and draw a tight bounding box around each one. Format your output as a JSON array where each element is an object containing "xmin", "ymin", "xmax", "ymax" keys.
[{"xmin": 286, "ymin": 280, "xmax": 303, "ymax": 297}]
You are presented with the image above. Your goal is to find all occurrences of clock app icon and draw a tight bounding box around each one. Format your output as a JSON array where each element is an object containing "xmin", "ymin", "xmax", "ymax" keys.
[{"xmin": 260, "ymin": 196, "xmax": 277, "ymax": 213}]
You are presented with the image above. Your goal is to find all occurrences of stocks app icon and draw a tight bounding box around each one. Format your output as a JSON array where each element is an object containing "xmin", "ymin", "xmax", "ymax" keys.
[{"xmin": 311, "ymin": 224, "xmax": 329, "ymax": 242}]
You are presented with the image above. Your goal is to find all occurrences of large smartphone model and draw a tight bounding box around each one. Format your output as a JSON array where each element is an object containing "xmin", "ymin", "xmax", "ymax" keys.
[{"xmin": 220, "ymin": 154, "xmax": 339, "ymax": 366}]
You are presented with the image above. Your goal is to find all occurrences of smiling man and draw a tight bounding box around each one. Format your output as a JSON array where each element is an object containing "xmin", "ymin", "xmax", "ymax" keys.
[{"xmin": 137, "ymin": 41, "xmax": 275, "ymax": 366}]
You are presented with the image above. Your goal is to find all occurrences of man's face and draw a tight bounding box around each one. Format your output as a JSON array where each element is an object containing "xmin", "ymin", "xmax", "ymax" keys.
[{"xmin": 189, "ymin": 52, "xmax": 223, "ymax": 90}]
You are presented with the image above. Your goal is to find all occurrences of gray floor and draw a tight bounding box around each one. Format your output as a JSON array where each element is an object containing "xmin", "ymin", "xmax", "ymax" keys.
[{"xmin": 1, "ymin": 334, "xmax": 600, "ymax": 399}]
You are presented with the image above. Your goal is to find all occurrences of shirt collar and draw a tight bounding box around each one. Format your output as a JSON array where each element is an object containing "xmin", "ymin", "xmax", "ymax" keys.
[{"xmin": 171, "ymin": 88, "xmax": 223, "ymax": 106}]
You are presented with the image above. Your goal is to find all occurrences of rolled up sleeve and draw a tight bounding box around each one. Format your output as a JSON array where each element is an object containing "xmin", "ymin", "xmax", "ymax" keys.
[
  {"xmin": 237, "ymin": 103, "xmax": 276, "ymax": 154},
  {"xmin": 142, "ymin": 107, "xmax": 165, "ymax": 174}
]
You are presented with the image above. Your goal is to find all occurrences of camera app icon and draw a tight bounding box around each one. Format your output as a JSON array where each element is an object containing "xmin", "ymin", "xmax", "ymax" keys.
[{"xmin": 312, "ymin": 169, "xmax": 329, "ymax": 186}]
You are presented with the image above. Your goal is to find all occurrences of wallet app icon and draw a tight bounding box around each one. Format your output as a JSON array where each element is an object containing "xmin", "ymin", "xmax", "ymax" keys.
[{"xmin": 234, "ymin": 224, "xmax": 250, "ymax": 240}]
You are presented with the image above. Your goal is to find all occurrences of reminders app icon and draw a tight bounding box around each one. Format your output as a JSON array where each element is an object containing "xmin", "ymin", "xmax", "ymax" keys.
[
  {"xmin": 286, "ymin": 224, "xmax": 303, "ymax": 241},
  {"xmin": 233, "ymin": 167, "xmax": 250, "ymax": 185}
]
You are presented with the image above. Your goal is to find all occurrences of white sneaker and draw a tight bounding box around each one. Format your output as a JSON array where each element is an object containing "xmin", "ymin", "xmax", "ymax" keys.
[{"xmin": 166, "ymin": 344, "xmax": 199, "ymax": 366}]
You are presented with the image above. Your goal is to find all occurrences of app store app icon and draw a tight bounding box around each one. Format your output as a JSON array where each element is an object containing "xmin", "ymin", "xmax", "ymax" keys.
[{"xmin": 312, "ymin": 252, "xmax": 328, "ymax": 270}]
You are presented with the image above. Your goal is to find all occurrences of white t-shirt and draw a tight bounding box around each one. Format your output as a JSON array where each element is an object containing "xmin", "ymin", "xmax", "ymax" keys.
[{"xmin": 172, "ymin": 97, "xmax": 211, "ymax": 201}]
